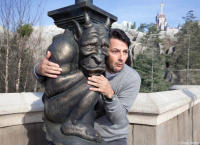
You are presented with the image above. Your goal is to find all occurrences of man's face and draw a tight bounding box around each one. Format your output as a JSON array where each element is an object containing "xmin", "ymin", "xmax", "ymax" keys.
[{"xmin": 106, "ymin": 38, "xmax": 128, "ymax": 73}]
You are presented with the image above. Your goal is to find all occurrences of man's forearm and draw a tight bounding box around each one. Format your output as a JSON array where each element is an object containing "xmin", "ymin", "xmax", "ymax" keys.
[
  {"xmin": 103, "ymin": 78, "xmax": 141, "ymax": 124},
  {"xmin": 33, "ymin": 63, "xmax": 46, "ymax": 83},
  {"xmin": 103, "ymin": 94, "xmax": 127, "ymax": 124}
]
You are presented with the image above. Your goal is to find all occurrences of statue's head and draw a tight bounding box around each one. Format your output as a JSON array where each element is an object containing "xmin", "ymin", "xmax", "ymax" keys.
[{"xmin": 73, "ymin": 13, "xmax": 111, "ymax": 76}]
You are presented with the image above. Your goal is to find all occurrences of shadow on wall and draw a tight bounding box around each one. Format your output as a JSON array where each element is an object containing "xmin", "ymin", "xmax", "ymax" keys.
[
  {"xmin": 23, "ymin": 92, "xmax": 48, "ymax": 145},
  {"xmin": 182, "ymin": 88, "xmax": 197, "ymax": 106}
]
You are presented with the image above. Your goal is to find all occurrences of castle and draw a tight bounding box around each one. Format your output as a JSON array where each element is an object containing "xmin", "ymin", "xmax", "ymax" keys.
[
  {"xmin": 156, "ymin": 0, "xmax": 179, "ymax": 37},
  {"xmin": 156, "ymin": 0, "xmax": 168, "ymax": 31}
]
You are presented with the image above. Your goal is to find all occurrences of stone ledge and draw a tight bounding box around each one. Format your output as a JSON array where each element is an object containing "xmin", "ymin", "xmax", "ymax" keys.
[
  {"xmin": 129, "ymin": 87, "xmax": 200, "ymax": 114},
  {"xmin": 0, "ymin": 87, "xmax": 200, "ymax": 127},
  {"xmin": 0, "ymin": 92, "xmax": 43, "ymax": 115},
  {"xmin": 0, "ymin": 112, "xmax": 43, "ymax": 128},
  {"xmin": 169, "ymin": 85, "xmax": 200, "ymax": 90},
  {"xmin": 128, "ymin": 87, "xmax": 200, "ymax": 125},
  {"xmin": 128, "ymin": 100, "xmax": 198, "ymax": 125}
]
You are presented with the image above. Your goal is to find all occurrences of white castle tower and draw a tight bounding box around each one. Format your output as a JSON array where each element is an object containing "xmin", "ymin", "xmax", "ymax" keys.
[{"xmin": 156, "ymin": 0, "xmax": 168, "ymax": 31}]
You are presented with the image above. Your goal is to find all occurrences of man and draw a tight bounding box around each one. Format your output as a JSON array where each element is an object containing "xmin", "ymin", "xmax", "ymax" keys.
[{"xmin": 34, "ymin": 28, "xmax": 141, "ymax": 145}]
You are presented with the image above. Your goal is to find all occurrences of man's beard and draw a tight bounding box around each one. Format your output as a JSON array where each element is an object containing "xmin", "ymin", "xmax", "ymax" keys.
[{"xmin": 106, "ymin": 61, "xmax": 123, "ymax": 74}]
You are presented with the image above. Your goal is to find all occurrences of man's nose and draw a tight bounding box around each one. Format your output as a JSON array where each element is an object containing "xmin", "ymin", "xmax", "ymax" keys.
[{"xmin": 118, "ymin": 52, "xmax": 124, "ymax": 61}]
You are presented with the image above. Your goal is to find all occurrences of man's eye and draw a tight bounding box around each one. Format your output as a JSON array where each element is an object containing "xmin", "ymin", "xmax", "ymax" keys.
[
  {"xmin": 112, "ymin": 50, "xmax": 119, "ymax": 53},
  {"xmin": 123, "ymin": 51, "xmax": 128, "ymax": 54}
]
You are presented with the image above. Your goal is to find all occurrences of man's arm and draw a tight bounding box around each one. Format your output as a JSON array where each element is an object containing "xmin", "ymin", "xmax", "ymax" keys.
[
  {"xmin": 88, "ymin": 75, "xmax": 114, "ymax": 99},
  {"xmin": 88, "ymin": 74, "xmax": 141, "ymax": 124},
  {"xmin": 34, "ymin": 63, "xmax": 46, "ymax": 82},
  {"xmin": 103, "ymin": 78, "xmax": 140, "ymax": 124},
  {"xmin": 33, "ymin": 51, "xmax": 62, "ymax": 82}
]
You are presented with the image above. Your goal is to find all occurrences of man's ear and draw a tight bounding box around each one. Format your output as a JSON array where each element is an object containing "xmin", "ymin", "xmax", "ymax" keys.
[
  {"xmin": 72, "ymin": 20, "xmax": 82, "ymax": 41},
  {"xmin": 125, "ymin": 49, "xmax": 134, "ymax": 67}
]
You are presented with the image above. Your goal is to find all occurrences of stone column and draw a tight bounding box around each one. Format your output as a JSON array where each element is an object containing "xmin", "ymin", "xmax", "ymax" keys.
[
  {"xmin": 75, "ymin": 0, "xmax": 93, "ymax": 4},
  {"xmin": 48, "ymin": 0, "xmax": 117, "ymax": 29}
]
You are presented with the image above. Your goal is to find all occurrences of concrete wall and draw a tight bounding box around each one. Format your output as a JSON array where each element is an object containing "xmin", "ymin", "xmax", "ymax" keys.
[
  {"xmin": 0, "ymin": 123, "xmax": 47, "ymax": 145},
  {"xmin": 127, "ymin": 103, "xmax": 200, "ymax": 145},
  {"xmin": 126, "ymin": 86, "xmax": 200, "ymax": 145},
  {"xmin": 0, "ymin": 86, "xmax": 200, "ymax": 145}
]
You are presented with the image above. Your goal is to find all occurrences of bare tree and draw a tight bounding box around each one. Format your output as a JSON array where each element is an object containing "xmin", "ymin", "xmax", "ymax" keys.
[
  {"xmin": 24, "ymin": 30, "xmax": 44, "ymax": 92},
  {"xmin": 0, "ymin": 0, "xmax": 44, "ymax": 92},
  {"xmin": 0, "ymin": 0, "xmax": 13, "ymax": 92}
]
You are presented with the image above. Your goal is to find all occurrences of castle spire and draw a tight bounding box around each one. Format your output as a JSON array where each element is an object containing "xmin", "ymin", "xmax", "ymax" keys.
[
  {"xmin": 156, "ymin": 0, "xmax": 168, "ymax": 31},
  {"xmin": 160, "ymin": 0, "xmax": 164, "ymax": 15}
]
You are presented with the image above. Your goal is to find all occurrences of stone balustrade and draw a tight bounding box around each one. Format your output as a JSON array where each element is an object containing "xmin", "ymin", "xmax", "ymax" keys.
[{"xmin": 0, "ymin": 86, "xmax": 200, "ymax": 145}]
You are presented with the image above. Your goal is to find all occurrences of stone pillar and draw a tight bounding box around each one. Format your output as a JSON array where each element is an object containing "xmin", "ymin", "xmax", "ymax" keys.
[
  {"xmin": 75, "ymin": 0, "xmax": 93, "ymax": 4},
  {"xmin": 48, "ymin": 0, "xmax": 117, "ymax": 29}
]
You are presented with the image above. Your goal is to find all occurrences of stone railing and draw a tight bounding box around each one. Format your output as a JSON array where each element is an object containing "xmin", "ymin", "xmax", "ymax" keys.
[
  {"xmin": 0, "ymin": 86, "xmax": 200, "ymax": 145},
  {"xmin": 127, "ymin": 86, "xmax": 200, "ymax": 145}
]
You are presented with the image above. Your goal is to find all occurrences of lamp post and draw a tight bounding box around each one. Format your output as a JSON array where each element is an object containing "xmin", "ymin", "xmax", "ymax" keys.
[
  {"xmin": 48, "ymin": 0, "xmax": 117, "ymax": 29},
  {"xmin": 75, "ymin": 0, "xmax": 93, "ymax": 4},
  {"xmin": 186, "ymin": 34, "xmax": 191, "ymax": 86}
]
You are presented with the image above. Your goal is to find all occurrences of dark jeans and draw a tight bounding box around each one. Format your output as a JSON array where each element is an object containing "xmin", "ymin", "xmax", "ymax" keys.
[
  {"xmin": 47, "ymin": 142, "xmax": 54, "ymax": 145},
  {"xmin": 48, "ymin": 138, "xmax": 127, "ymax": 145},
  {"xmin": 106, "ymin": 138, "xmax": 127, "ymax": 145}
]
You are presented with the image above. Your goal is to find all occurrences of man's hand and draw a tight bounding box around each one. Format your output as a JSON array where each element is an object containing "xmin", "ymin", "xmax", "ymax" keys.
[
  {"xmin": 88, "ymin": 75, "xmax": 114, "ymax": 99},
  {"xmin": 37, "ymin": 51, "xmax": 62, "ymax": 78}
]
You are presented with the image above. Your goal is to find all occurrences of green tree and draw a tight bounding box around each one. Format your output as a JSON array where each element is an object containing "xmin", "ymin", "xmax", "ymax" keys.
[
  {"xmin": 134, "ymin": 54, "xmax": 152, "ymax": 92},
  {"xmin": 15, "ymin": 24, "xmax": 33, "ymax": 92},
  {"xmin": 182, "ymin": 10, "xmax": 196, "ymax": 22},
  {"xmin": 137, "ymin": 23, "xmax": 147, "ymax": 32},
  {"xmin": 0, "ymin": 0, "xmax": 44, "ymax": 92},
  {"xmin": 135, "ymin": 23, "xmax": 169, "ymax": 92},
  {"xmin": 131, "ymin": 21, "xmax": 136, "ymax": 29},
  {"xmin": 171, "ymin": 10, "xmax": 200, "ymax": 70},
  {"xmin": 146, "ymin": 23, "xmax": 159, "ymax": 35},
  {"xmin": 134, "ymin": 53, "xmax": 169, "ymax": 92},
  {"xmin": 17, "ymin": 24, "xmax": 33, "ymax": 38}
]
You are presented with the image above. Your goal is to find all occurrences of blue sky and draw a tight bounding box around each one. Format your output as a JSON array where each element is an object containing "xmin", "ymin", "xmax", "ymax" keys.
[{"xmin": 38, "ymin": 0, "xmax": 200, "ymax": 28}]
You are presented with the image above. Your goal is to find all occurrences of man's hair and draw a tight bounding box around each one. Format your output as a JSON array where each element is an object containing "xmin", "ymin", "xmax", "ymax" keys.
[{"xmin": 109, "ymin": 28, "xmax": 131, "ymax": 48}]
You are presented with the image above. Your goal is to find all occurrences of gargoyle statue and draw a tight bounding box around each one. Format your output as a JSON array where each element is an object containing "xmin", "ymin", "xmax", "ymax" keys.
[{"xmin": 42, "ymin": 13, "xmax": 111, "ymax": 145}]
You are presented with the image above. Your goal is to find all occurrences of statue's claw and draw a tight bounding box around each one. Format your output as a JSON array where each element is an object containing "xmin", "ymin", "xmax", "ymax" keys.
[{"xmin": 61, "ymin": 120, "xmax": 102, "ymax": 143}]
